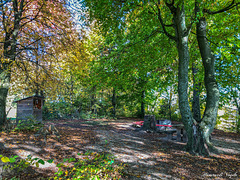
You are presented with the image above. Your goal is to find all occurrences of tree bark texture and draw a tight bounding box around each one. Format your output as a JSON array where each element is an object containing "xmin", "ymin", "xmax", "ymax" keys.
[
  {"xmin": 172, "ymin": 4, "xmax": 194, "ymax": 152},
  {"xmin": 90, "ymin": 85, "xmax": 96, "ymax": 114},
  {"xmin": 0, "ymin": 68, "xmax": 11, "ymax": 126},
  {"xmin": 0, "ymin": 0, "xmax": 24, "ymax": 125},
  {"xmin": 112, "ymin": 88, "xmax": 116, "ymax": 117},
  {"xmin": 141, "ymin": 90, "xmax": 145, "ymax": 118},
  {"xmin": 168, "ymin": 88, "xmax": 172, "ymax": 121},
  {"xmin": 196, "ymin": 3, "xmax": 220, "ymax": 155}
]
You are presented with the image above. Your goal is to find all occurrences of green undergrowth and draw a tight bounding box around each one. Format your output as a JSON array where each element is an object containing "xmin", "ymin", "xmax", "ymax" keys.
[
  {"xmin": 13, "ymin": 118, "xmax": 43, "ymax": 133},
  {"xmin": 0, "ymin": 151, "xmax": 125, "ymax": 180},
  {"xmin": 54, "ymin": 151, "xmax": 125, "ymax": 180}
]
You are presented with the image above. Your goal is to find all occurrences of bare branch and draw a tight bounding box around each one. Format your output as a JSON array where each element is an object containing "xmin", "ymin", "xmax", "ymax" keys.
[
  {"xmin": 0, "ymin": 0, "xmax": 10, "ymax": 8},
  {"xmin": 1, "ymin": 0, "xmax": 7, "ymax": 32},
  {"xmin": 20, "ymin": 3, "xmax": 44, "ymax": 28}
]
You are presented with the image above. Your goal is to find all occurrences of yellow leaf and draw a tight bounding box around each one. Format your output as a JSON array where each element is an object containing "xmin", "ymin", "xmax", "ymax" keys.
[
  {"xmin": 1, "ymin": 157, "xmax": 10, "ymax": 163},
  {"xmin": 65, "ymin": 170, "xmax": 68, "ymax": 176}
]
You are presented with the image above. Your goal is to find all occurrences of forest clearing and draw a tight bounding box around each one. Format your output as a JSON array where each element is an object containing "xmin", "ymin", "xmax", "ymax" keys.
[
  {"xmin": 1, "ymin": 0, "xmax": 240, "ymax": 179},
  {"xmin": 0, "ymin": 118, "xmax": 239, "ymax": 179}
]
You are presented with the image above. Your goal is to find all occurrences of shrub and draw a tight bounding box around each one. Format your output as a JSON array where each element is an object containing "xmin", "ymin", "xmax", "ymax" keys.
[
  {"xmin": 1, "ymin": 151, "xmax": 125, "ymax": 179},
  {"xmin": 54, "ymin": 151, "xmax": 125, "ymax": 180},
  {"xmin": 13, "ymin": 116, "xmax": 43, "ymax": 133},
  {"xmin": 0, "ymin": 154, "xmax": 53, "ymax": 179},
  {"xmin": 42, "ymin": 101, "xmax": 79, "ymax": 120}
]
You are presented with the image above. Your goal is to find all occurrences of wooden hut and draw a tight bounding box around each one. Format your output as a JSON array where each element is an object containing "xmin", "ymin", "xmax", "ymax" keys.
[{"xmin": 14, "ymin": 95, "xmax": 44, "ymax": 124}]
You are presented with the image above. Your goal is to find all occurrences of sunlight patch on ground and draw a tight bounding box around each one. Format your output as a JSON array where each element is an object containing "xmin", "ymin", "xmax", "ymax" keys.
[
  {"xmin": 85, "ymin": 145, "xmax": 104, "ymax": 152},
  {"xmin": 214, "ymin": 137, "xmax": 240, "ymax": 144},
  {"xmin": 14, "ymin": 148, "xmax": 58, "ymax": 169},
  {"xmin": 212, "ymin": 138, "xmax": 240, "ymax": 154},
  {"xmin": 112, "ymin": 146, "xmax": 154, "ymax": 165},
  {"xmin": 138, "ymin": 160, "xmax": 156, "ymax": 166},
  {"xmin": 216, "ymin": 147, "xmax": 240, "ymax": 154},
  {"xmin": 143, "ymin": 172, "xmax": 176, "ymax": 180},
  {"xmin": 121, "ymin": 137, "xmax": 145, "ymax": 145},
  {"xmin": 19, "ymin": 144, "xmax": 42, "ymax": 152},
  {"xmin": 114, "ymin": 153, "xmax": 136, "ymax": 163},
  {"xmin": 4, "ymin": 143, "xmax": 59, "ymax": 171}
]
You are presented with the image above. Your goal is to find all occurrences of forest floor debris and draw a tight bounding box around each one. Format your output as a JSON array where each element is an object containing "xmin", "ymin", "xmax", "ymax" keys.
[{"xmin": 0, "ymin": 118, "xmax": 239, "ymax": 179}]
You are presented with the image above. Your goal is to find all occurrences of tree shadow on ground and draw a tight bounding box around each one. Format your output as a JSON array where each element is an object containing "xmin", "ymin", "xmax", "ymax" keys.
[{"xmin": 0, "ymin": 118, "xmax": 239, "ymax": 179}]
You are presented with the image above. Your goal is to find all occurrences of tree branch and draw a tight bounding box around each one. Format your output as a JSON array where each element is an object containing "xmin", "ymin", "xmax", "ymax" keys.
[
  {"xmin": 20, "ymin": 3, "xmax": 44, "ymax": 28},
  {"xmin": 1, "ymin": 0, "xmax": 7, "ymax": 32},
  {"xmin": 0, "ymin": 0, "xmax": 10, "ymax": 8},
  {"xmin": 191, "ymin": 31, "xmax": 219, "ymax": 47},
  {"xmin": 204, "ymin": 0, "xmax": 240, "ymax": 14},
  {"xmin": 156, "ymin": 1, "xmax": 176, "ymax": 41}
]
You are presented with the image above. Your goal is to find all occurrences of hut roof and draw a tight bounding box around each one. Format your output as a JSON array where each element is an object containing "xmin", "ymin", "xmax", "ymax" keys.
[{"xmin": 14, "ymin": 95, "xmax": 44, "ymax": 103}]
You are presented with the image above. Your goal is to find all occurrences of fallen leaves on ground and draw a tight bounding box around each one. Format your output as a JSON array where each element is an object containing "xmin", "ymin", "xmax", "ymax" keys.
[{"xmin": 0, "ymin": 118, "xmax": 239, "ymax": 179}]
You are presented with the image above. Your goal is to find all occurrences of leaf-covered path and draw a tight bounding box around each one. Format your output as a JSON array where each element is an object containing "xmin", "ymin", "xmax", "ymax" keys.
[{"xmin": 1, "ymin": 118, "xmax": 240, "ymax": 179}]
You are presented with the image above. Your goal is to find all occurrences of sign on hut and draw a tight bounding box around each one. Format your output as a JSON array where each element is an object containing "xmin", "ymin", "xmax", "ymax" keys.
[{"xmin": 14, "ymin": 95, "xmax": 44, "ymax": 124}]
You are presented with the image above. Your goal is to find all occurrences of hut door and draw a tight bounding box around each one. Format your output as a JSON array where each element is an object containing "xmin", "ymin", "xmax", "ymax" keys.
[
  {"xmin": 33, "ymin": 99, "xmax": 42, "ymax": 121},
  {"xmin": 34, "ymin": 99, "xmax": 42, "ymax": 109}
]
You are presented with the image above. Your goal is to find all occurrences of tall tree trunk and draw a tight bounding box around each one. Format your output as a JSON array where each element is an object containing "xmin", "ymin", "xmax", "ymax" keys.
[
  {"xmin": 0, "ymin": 0, "xmax": 24, "ymax": 125},
  {"xmin": 90, "ymin": 85, "xmax": 96, "ymax": 114},
  {"xmin": 140, "ymin": 90, "xmax": 145, "ymax": 118},
  {"xmin": 233, "ymin": 94, "xmax": 240, "ymax": 116},
  {"xmin": 0, "ymin": 68, "xmax": 11, "ymax": 126},
  {"xmin": 112, "ymin": 88, "xmax": 116, "ymax": 118},
  {"xmin": 233, "ymin": 94, "xmax": 240, "ymax": 133},
  {"xmin": 192, "ymin": 63, "xmax": 201, "ymax": 122},
  {"xmin": 168, "ymin": 87, "xmax": 173, "ymax": 121},
  {"xmin": 196, "ymin": 2, "xmax": 220, "ymax": 155},
  {"xmin": 172, "ymin": 4, "xmax": 194, "ymax": 153}
]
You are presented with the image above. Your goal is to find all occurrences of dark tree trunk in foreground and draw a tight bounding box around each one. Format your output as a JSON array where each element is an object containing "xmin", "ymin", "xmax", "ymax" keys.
[
  {"xmin": 112, "ymin": 88, "xmax": 116, "ymax": 118},
  {"xmin": 0, "ymin": 0, "xmax": 24, "ymax": 126},
  {"xmin": 140, "ymin": 90, "xmax": 145, "ymax": 118},
  {"xmin": 140, "ymin": 115, "xmax": 156, "ymax": 132},
  {"xmin": 195, "ymin": 3, "xmax": 220, "ymax": 155},
  {"xmin": 168, "ymin": 88, "xmax": 173, "ymax": 121},
  {"xmin": 0, "ymin": 68, "xmax": 11, "ymax": 126},
  {"xmin": 90, "ymin": 85, "xmax": 96, "ymax": 114}
]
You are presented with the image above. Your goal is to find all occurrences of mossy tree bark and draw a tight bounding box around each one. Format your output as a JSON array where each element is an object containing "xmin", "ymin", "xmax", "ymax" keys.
[
  {"xmin": 170, "ymin": 4, "xmax": 195, "ymax": 153},
  {"xmin": 0, "ymin": 68, "xmax": 11, "ymax": 126},
  {"xmin": 195, "ymin": 1, "xmax": 220, "ymax": 155}
]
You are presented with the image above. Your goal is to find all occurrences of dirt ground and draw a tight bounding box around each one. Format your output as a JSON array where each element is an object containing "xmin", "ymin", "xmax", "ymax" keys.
[{"xmin": 0, "ymin": 118, "xmax": 240, "ymax": 180}]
